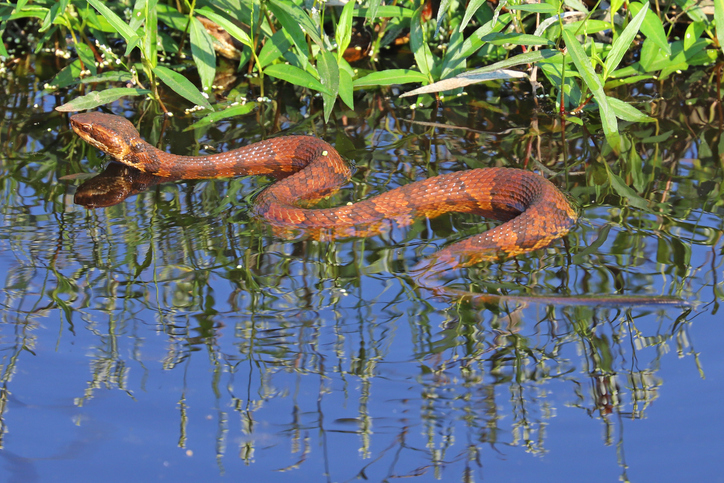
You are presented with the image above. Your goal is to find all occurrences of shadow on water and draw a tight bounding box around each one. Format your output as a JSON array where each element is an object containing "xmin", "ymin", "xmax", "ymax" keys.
[{"xmin": 0, "ymin": 64, "xmax": 721, "ymax": 481}]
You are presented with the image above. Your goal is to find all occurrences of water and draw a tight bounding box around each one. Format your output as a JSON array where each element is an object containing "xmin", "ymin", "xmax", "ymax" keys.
[{"xmin": 0, "ymin": 75, "xmax": 722, "ymax": 482}]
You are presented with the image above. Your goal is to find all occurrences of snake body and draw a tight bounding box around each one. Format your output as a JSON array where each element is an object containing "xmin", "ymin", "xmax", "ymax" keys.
[{"xmin": 70, "ymin": 112, "xmax": 578, "ymax": 267}]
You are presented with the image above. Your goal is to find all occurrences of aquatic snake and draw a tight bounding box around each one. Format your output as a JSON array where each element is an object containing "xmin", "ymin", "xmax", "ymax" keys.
[{"xmin": 70, "ymin": 112, "xmax": 578, "ymax": 269}]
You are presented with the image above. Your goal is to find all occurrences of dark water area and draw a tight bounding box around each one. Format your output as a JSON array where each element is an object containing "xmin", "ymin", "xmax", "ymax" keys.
[{"xmin": 0, "ymin": 67, "xmax": 722, "ymax": 482}]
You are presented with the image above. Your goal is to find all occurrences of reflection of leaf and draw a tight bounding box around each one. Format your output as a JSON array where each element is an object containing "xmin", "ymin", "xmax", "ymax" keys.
[
  {"xmin": 55, "ymin": 88, "xmax": 151, "ymax": 111},
  {"xmin": 607, "ymin": 171, "xmax": 650, "ymax": 210}
]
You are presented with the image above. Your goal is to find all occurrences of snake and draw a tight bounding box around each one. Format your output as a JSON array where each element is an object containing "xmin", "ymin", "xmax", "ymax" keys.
[{"xmin": 70, "ymin": 112, "xmax": 578, "ymax": 270}]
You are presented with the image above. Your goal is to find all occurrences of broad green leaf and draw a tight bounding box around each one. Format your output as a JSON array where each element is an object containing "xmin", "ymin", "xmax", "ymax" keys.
[
  {"xmin": 353, "ymin": 69, "xmax": 429, "ymax": 87},
  {"xmin": 336, "ymin": 0, "xmax": 356, "ymax": 62},
  {"xmin": 153, "ymin": 65, "xmax": 213, "ymax": 110},
  {"xmin": 507, "ymin": 3, "xmax": 557, "ymax": 12},
  {"xmin": 187, "ymin": 102, "xmax": 257, "ymax": 130},
  {"xmin": 48, "ymin": 59, "xmax": 82, "ymax": 89},
  {"xmin": 562, "ymin": 30, "xmax": 620, "ymax": 150},
  {"xmin": 629, "ymin": 2, "xmax": 671, "ymax": 55},
  {"xmin": 684, "ymin": 21, "xmax": 705, "ymax": 51},
  {"xmin": 604, "ymin": 2, "xmax": 648, "ymax": 77},
  {"xmin": 460, "ymin": 0, "xmax": 487, "ymax": 32},
  {"xmin": 86, "ymin": 0, "xmax": 140, "ymax": 52},
  {"xmin": 716, "ymin": 0, "xmax": 724, "ymax": 55},
  {"xmin": 55, "ymin": 88, "xmax": 152, "ymax": 111},
  {"xmin": 610, "ymin": 0, "xmax": 625, "ymax": 13},
  {"xmin": 190, "ymin": 17, "xmax": 217, "ymax": 92},
  {"xmin": 264, "ymin": 63, "xmax": 331, "ymax": 95},
  {"xmin": 75, "ymin": 42, "xmax": 97, "ymax": 76},
  {"xmin": 156, "ymin": 3, "xmax": 188, "ymax": 31},
  {"xmin": 607, "ymin": 96, "xmax": 654, "ymax": 122},
  {"xmin": 195, "ymin": 8, "xmax": 252, "ymax": 47},
  {"xmin": 269, "ymin": 0, "xmax": 324, "ymax": 48},
  {"xmin": 317, "ymin": 50, "xmax": 340, "ymax": 123}
]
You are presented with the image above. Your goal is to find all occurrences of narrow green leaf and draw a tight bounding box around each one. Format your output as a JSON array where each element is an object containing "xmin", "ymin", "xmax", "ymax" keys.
[
  {"xmin": 604, "ymin": 2, "xmax": 648, "ymax": 77},
  {"xmin": 336, "ymin": 0, "xmax": 356, "ymax": 62},
  {"xmin": 269, "ymin": 0, "xmax": 324, "ymax": 48},
  {"xmin": 607, "ymin": 96, "xmax": 654, "ymax": 122},
  {"xmin": 435, "ymin": 0, "xmax": 453, "ymax": 39},
  {"xmin": 190, "ymin": 17, "xmax": 217, "ymax": 92},
  {"xmin": 354, "ymin": 6, "xmax": 413, "ymax": 17},
  {"xmin": 264, "ymin": 63, "xmax": 331, "ymax": 95},
  {"xmin": 338, "ymin": 68, "xmax": 354, "ymax": 109},
  {"xmin": 507, "ymin": 3, "xmax": 557, "ymax": 12},
  {"xmin": 317, "ymin": 51, "xmax": 340, "ymax": 123},
  {"xmin": 353, "ymin": 69, "xmax": 429, "ymax": 87},
  {"xmin": 629, "ymin": 2, "xmax": 671, "ymax": 55},
  {"xmin": 195, "ymin": 8, "xmax": 252, "ymax": 47},
  {"xmin": 715, "ymin": 0, "xmax": 724, "ymax": 55},
  {"xmin": 153, "ymin": 65, "xmax": 213, "ymax": 110},
  {"xmin": 86, "ymin": 0, "xmax": 140, "ymax": 47},
  {"xmin": 460, "ymin": 0, "xmax": 487, "ymax": 32},
  {"xmin": 462, "ymin": 49, "xmax": 560, "ymax": 76},
  {"xmin": 187, "ymin": 102, "xmax": 258, "ymax": 130},
  {"xmin": 480, "ymin": 32, "xmax": 554, "ymax": 46},
  {"xmin": 684, "ymin": 21, "xmax": 705, "ymax": 51},
  {"xmin": 367, "ymin": 0, "xmax": 381, "ymax": 21},
  {"xmin": 410, "ymin": 6, "xmax": 434, "ymax": 79},
  {"xmin": 39, "ymin": 0, "xmax": 68, "ymax": 32},
  {"xmin": 143, "ymin": 0, "xmax": 158, "ymax": 69},
  {"xmin": 55, "ymin": 88, "xmax": 152, "ymax": 112},
  {"xmin": 267, "ymin": 0, "xmax": 309, "ymax": 69},
  {"xmin": 257, "ymin": 29, "xmax": 292, "ymax": 68},
  {"xmin": 562, "ymin": 30, "xmax": 620, "ymax": 150}
]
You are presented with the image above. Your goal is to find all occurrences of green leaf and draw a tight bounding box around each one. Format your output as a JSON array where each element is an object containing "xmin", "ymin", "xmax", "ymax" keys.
[
  {"xmin": 629, "ymin": 2, "xmax": 671, "ymax": 56},
  {"xmin": 257, "ymin": 29, "xmax": 292, "ymax": 68},
  {"xmin": 142, "ymin": 0, "xmax": 158, "ymax": 70},
  {"xmin": 480, "ymin": 32, "xmax": 555, "ymax": 46},
  {"xmin": 75, "ymin": 42, "xmax": 97, "ymax": 76},
  {"xmin": 336, "ymin": 0, "xmax": 356, "ymax": 63},
  {"xmin": 507, "ymin": 3, "xmax": 557, "ymax": 12},
  {"xmin": 153, "ymin": 65, "xmax": 213, "ymax": 110},
  {"xmin": 39, "ymin": 0, "xmax": 68, "ymax": 32},
  {"xmin": 353, "ymin": 69, "xmax": 429, "ymax": 87},
  {"xmin": 460, "ymin": 0, "xmax": 487, "ymax": 32},
  {"xmin": 269, "ymin": 0, "xmax": 324, "ymax": 48},
  {"xmin": 562, "ymin": 30, "xmax": 620, "ymax": 150},
  {"xmin": 195, "ymin": 8, "xmax": 252, "ymax": 47},
  {"xmin": 86, "ymin": 0, "xmax": 140, "ymax": 52},
  {"xmin": 367, "ymin": 0, "xmax": 381, "ymax": 20},
  {"xmin": 267, "ymin": 0, "xmax": 309, "ymax": 69},
  {"xmin": 338, "ymin": 68, "xmax": 354, "ymax": 109},
  {"xmin": 354, "ymin": 6, "xmax": 413, "ymax": 17},
  {"xmin": 463, "ymin": 49, "xmax": 560, "ymax": 76},
  {"xmin": 55, "ymin": 88, "xmax": 152, "ymax": 112},
  {"xmin": 264, "ymin": 63, "xmax": 331, "ymax": 95},
  {"xmin": 410, "ymin": 6, "xmax": 434, "ymax": 79},
  {"xmin": 684, "ymin": 21, "xmax": 705, "ymax": 51},
  {"xmin": 604, "ymin": 2, "xmax": 648, "ymax": 77},
  {"xmin": 716, "ymin": 0, "xmax": 724, "ymax": 55},
  {"xmin": 187, "ymin": 102, "xmax": 258, "ymax": 130},
  {"xmin": 317, "ymin": 51, "xmax": 340, "ymax": 123},
  {"xmin": 607, "ymin": 96, "xmax": 654, "ymax": 122},
  {"xmin": 190, "ymin": 17, "xmax": 217, "ymax": 92}
]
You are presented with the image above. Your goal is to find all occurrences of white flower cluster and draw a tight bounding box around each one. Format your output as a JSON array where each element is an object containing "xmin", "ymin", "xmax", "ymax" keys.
[
  {"xmin": 184, "ymin": 105, "xmax": 207, "ymax": 114},
  {"xmin": 94, "ymin": 40, "xmax": 123, "ymax": 68}
]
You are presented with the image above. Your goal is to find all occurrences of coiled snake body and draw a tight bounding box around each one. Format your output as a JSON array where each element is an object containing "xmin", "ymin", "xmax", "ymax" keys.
[{"xmin": 71, "ymin": 112, "xmax": 578, "ymax": 269}]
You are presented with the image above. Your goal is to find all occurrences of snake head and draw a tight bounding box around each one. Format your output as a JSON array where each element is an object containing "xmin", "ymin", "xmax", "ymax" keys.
[{"xmin": 70, "ymin": 112, "xmax": 145, "ymax": 162}]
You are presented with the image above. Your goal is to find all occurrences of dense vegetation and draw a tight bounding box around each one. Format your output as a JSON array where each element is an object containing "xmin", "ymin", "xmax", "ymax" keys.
[{"xmin": 2, "ymin": 0, "xmax": 722, "ymax": 151}]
